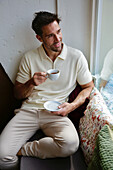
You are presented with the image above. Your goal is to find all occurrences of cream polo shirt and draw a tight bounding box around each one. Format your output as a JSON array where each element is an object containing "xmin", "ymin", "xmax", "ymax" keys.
[
  {"xmin": 16, "ymin": 43, "xmax": 92, "ymax": 109},
  {"xmin": 101, "ymin": 48, "xmax": 113, "ymax": 81}
]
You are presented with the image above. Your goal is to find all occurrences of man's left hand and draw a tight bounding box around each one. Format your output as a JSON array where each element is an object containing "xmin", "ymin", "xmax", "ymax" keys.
[{"xmin": 51, "ymin": 102, "xmax": 75, "ymax": 117}]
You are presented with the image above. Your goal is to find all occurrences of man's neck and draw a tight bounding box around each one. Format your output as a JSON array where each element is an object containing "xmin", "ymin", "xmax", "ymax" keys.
[{"xmin": 49, "ymin": 52, "xmax": 60, "ymax": 62}]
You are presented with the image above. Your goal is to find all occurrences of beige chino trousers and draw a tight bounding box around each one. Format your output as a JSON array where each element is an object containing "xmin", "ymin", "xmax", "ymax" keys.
[{"xmin": 0, "ymin": 108, "xmax": 79, "ymax": 169}]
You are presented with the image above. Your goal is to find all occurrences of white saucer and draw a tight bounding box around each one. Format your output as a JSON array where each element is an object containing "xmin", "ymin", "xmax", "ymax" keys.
[{"xmin": 44, "ymin": 101, "xmax": 61, "ymax": 111}]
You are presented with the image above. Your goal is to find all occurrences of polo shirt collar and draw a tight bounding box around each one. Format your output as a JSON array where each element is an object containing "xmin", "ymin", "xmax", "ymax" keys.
[
  {"xmin": 39, "ymin": 43, "xmax": 67, "ymax": 60},
  {"xmin": 58, "ymin": 43, "xmax": 67, "ymax": 60}
]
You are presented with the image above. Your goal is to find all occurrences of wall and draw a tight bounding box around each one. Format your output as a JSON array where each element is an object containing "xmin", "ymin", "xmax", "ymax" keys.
[
  {"xmin": 58, "ymin": 0, "xmax": 92, "ymax": 60},
  {"xmin": 0, "ymin": 0, "xmax": 92, "ymax": 82}
]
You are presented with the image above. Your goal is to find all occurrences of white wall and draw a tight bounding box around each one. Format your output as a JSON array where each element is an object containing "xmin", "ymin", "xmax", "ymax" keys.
[
  {"xmin": 0, "ymin": 0, "xmax": 92, "ymax": 82},
  {"xmin": 58, "ymin": 0, "xmax": 92, "ymax": 60}
]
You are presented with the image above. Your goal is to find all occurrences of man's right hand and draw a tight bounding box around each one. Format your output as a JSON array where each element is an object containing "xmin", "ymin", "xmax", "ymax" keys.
[{"xmin": 32, "ymin": 72, "xmax": 47, "ymax": 86}]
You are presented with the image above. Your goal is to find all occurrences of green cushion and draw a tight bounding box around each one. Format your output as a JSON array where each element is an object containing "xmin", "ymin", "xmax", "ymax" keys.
[{"xmin": 88, "ymin": 124, "xmax": 113, "ymax": 170}]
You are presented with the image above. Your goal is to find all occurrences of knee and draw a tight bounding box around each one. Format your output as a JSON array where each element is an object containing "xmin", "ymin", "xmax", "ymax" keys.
[
  {"xmin": 0, "ymin": 138, "xmax": 11, "ymax": 159},
  {"xmin": 0, "ymin": 143, "xmax": 18, "ymax": 169},
  {"xmin": 58, "ymin": 133, "xmax": 79, "ymax": 157},
  {"xmin": 64, "ymin": 135, "xmax": 79, "ymax": 155},
  {"xmin": 0, "ymin": 146, "xmax": 18, "ymax": 169}
]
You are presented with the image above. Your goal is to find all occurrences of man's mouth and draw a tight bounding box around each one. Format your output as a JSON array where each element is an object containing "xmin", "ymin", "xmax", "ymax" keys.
[{"xmin": 54, "ymin": 42, "xmax": 61, "ymax": 48}]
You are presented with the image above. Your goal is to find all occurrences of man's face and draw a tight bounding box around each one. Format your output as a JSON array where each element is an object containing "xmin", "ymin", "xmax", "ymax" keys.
[{"xmin": 38, "ymin": 21, "xmax": 62, "ymax": 53}]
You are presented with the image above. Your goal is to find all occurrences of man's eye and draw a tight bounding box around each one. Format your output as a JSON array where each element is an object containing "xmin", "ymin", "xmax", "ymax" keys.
[
  {"xmin": 58, "ymin": 29, "xmax": 61, "ymax": 34},
  {"xmin": 48, "ymin": 34, "xmax": 53, "ymax": 38}
]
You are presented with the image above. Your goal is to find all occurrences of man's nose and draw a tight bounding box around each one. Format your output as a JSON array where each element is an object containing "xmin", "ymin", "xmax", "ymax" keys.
[{"xmin": 54, "ymin": 34, "xmax": 60, "ymax": 41}]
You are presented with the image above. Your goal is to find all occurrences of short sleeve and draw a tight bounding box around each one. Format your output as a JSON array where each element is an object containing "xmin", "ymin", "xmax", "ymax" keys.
[
  {"xmin": 16, "ymin": 54, "xmax": 31, "ymax": 83},
  {"xmin": 76, "ymin": 53, "xmax": 92, "ymax": 85}
]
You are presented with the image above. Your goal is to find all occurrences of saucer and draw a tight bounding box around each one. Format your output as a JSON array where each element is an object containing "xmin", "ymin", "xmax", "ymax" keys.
[{"xmin": 44, "ymin": 101, "xmax": 61, "ymax": 111}]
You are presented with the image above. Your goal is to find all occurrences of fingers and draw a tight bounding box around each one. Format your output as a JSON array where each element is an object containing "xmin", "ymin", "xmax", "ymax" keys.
[
  {"xmin": 33, "ymin": 72, "xmax": 47, "ymax": 86},
  {"xmin": 51, "ymin": 103, "xmax": 68, "ymax": 117},
  {"xmin": 58, "ymin": 103, "xmax": 66, "ymax": 109},
  {"xmin": 34, "ymin": 72, "xmax": 47, "ymax": 78},
  {"xmin": 52, "ymin": 102, "xmax": 74, "ymax": 117}
]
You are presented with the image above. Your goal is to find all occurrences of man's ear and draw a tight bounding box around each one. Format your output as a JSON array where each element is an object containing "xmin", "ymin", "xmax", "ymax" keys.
[{"xmin": 36, "ymin": 35, "xmax": 43, "ymax": 42}]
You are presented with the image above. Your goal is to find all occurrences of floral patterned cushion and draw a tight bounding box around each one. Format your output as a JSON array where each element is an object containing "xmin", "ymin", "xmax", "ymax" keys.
[{"xmin": 79, "ymin": 87, "xmax": 113, "ymax": 165}]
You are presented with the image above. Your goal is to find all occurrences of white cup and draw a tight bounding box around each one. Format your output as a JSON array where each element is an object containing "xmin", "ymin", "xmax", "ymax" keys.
[{"xmin": 47, "ymin": 69, "xmax": 60, "ymax": 81}]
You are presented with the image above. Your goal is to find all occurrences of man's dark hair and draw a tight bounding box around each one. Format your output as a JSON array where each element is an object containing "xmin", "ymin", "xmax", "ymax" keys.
[{"xmin": 32, "ymin": 11, "xmax": 61, "ymax": 37}]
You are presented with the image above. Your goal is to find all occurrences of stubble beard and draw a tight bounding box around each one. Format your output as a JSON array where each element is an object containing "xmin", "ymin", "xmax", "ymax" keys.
[{"xmin": 51, "ymin": 41, "xmax": 62, "ymax": 52}]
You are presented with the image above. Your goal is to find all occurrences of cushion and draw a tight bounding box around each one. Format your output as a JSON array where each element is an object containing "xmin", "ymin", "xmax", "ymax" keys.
[
  {"xmin": 88, "ymin": 124, "xmax": 113, "ymax": 170},
  {"xmin": 79, "ymin": 87, "xmax": 113, "ymax": 164},
  {"xmin": 21, "ymin": 156, "xmax": 70, "ymax": 170},
  {"xmin": 0, "ymin": 63, "xmax": 22, "ymax": 133},
  {"xmin": 68, "ymin": 84, "xmax": 89, "ymax": 129},
  {"xmin": 21, "ymin": 147, "xmax": 87, "ymax": 170}
]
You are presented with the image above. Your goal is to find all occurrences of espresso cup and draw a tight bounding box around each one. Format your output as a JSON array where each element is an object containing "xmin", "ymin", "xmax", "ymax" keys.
[{"xmin": 47, "ymin": 69, "xmax": 60, "ymax": 81}]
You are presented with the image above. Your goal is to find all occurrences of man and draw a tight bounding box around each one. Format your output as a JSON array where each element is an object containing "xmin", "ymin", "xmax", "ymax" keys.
[{"xmin": 0, "ymin": 11, "xmax": 94, "ymax": 169}]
